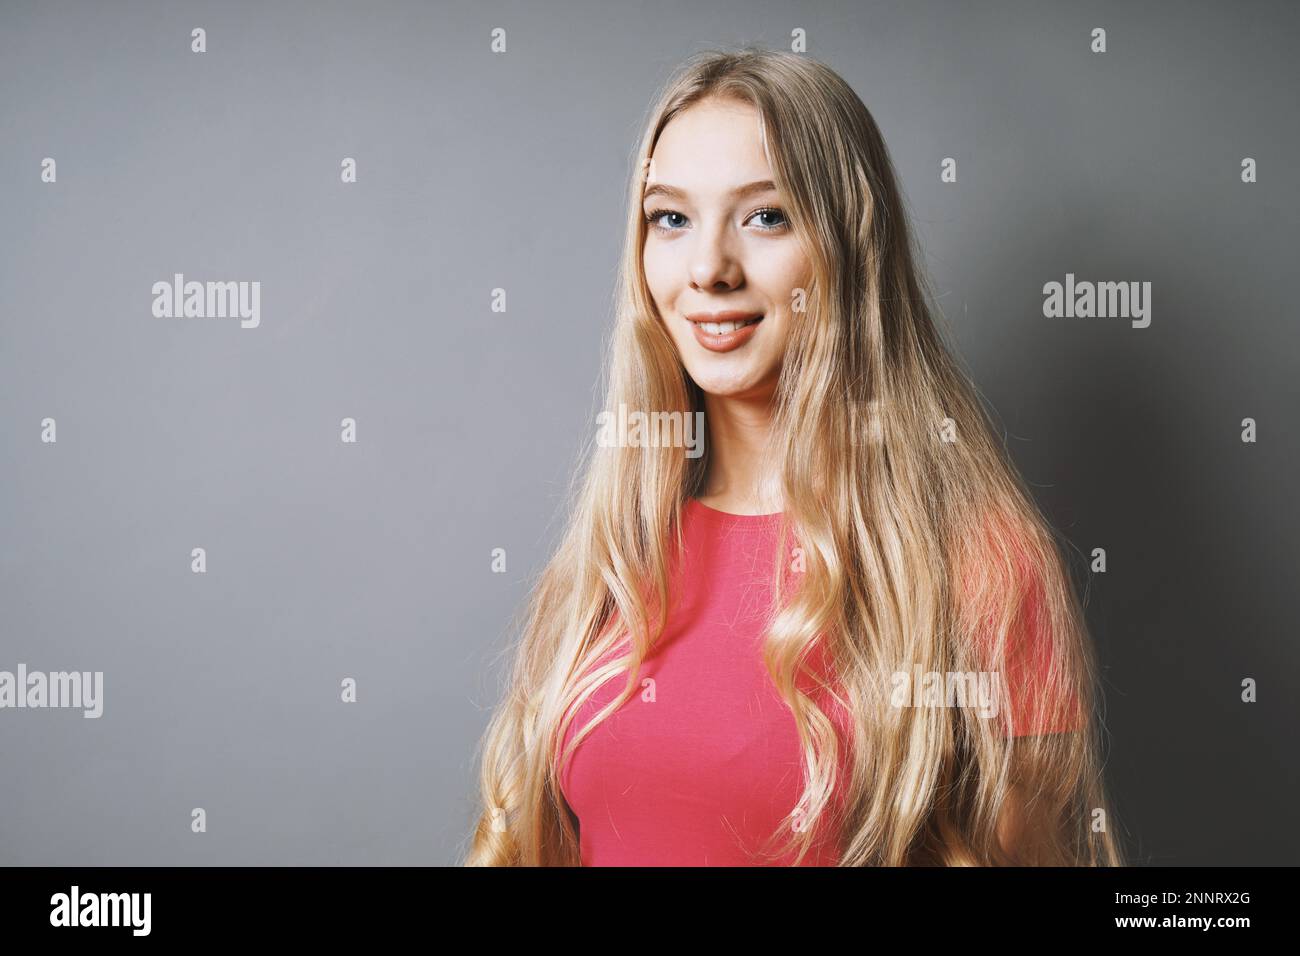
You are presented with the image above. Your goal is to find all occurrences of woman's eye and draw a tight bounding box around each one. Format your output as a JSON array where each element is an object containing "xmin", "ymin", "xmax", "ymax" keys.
[
  {"xmin": 645, "ymin": 209, "xmax": 687, "ymax": 230},
  {"xmin": 748, "ymin": 207, "xmax": 788, "ymax": 230}
]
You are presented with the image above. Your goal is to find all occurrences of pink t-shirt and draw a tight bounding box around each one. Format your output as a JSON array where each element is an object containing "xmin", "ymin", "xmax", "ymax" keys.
[{"xmin": 558, "ymin": 498, "xmax": 1080, "ymax": 866}]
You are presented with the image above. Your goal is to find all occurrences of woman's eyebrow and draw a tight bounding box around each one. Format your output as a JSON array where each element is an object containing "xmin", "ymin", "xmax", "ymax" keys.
[{"xmin": 642, "ymin": 179, "xmax": 777, "ymax": 203}]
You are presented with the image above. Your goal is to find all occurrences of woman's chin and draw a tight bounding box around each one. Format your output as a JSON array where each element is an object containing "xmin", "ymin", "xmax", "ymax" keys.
[{"xmin": 687, "ymin": 368, "xmax": 780, "ymax": 402}]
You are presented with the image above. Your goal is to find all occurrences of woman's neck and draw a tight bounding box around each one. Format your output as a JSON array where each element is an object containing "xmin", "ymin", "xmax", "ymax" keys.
[{"xmin": 695, "ymin": 392, "xmax": 782, "ymax": 515}]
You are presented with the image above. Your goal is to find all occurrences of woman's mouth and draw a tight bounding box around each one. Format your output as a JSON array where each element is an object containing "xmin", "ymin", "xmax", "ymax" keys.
[{"xmin": 687, "ymin": 313, "xmax": 764, "ymax": 352}]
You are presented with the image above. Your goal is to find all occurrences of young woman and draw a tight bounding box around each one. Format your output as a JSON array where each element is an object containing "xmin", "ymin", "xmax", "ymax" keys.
[{"xmin": 465, "ymin": 47, "xmax": 1124, "ymax": 866}]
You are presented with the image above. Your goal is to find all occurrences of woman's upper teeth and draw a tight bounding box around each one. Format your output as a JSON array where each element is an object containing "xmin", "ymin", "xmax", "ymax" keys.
[{"xmin": 698, "ymin": 317, "xmax": 760, "ymax": 334}]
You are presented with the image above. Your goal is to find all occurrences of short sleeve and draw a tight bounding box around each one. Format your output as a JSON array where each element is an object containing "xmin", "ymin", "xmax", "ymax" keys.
[{"xmin": 999, "ymin": 567, "xmax": 1086, "ymax": 738}]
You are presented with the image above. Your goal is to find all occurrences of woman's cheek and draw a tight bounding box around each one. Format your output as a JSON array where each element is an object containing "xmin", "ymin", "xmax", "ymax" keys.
[{"xmin": 642, "ymin": 247, "xmax": 676, "ymax": 317}]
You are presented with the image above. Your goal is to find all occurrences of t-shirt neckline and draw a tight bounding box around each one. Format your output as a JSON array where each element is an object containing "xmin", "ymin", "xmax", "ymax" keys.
[{"xmin": 686, "ymin": 497, "xmax": 784, "ymax": 526}]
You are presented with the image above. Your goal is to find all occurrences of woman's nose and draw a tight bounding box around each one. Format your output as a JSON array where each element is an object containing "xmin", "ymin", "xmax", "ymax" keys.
[{"xmin": 689, "ymin": 222, "xmax": 743, "ymax": 290}]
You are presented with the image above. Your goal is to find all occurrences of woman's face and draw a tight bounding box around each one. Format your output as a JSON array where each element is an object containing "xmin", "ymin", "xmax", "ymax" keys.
[{"xmin": 642, "ymin": 96, "xmax": 812, "ymax": 401}]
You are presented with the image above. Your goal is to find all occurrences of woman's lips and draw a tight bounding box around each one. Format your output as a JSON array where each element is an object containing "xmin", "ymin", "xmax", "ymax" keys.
[{"xmin": 689, "ymin": 315, "xmax": 764, "ymax": 352}]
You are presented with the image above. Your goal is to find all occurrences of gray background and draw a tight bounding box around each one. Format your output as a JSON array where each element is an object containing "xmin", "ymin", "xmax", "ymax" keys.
[{"xmin": 1, "ymin": 0, "xmax": 1296, "ymax": 866}]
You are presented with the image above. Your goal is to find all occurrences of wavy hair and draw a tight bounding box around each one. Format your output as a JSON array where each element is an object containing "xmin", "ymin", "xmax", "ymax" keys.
[{"xmin": 464, "ymin": 47, "xmax": 1124, "ymax": 866}]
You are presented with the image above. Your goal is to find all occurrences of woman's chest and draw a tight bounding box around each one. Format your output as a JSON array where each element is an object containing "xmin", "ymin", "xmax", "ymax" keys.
[{"xmin": 561, "ymin": 629, "xmax": 809, "ymax": 810}]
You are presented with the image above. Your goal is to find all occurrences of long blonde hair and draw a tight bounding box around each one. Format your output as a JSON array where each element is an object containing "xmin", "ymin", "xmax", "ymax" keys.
[{"xmin": 464, "ymin": 47, "xmax": 1124, "ymax": 866}]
